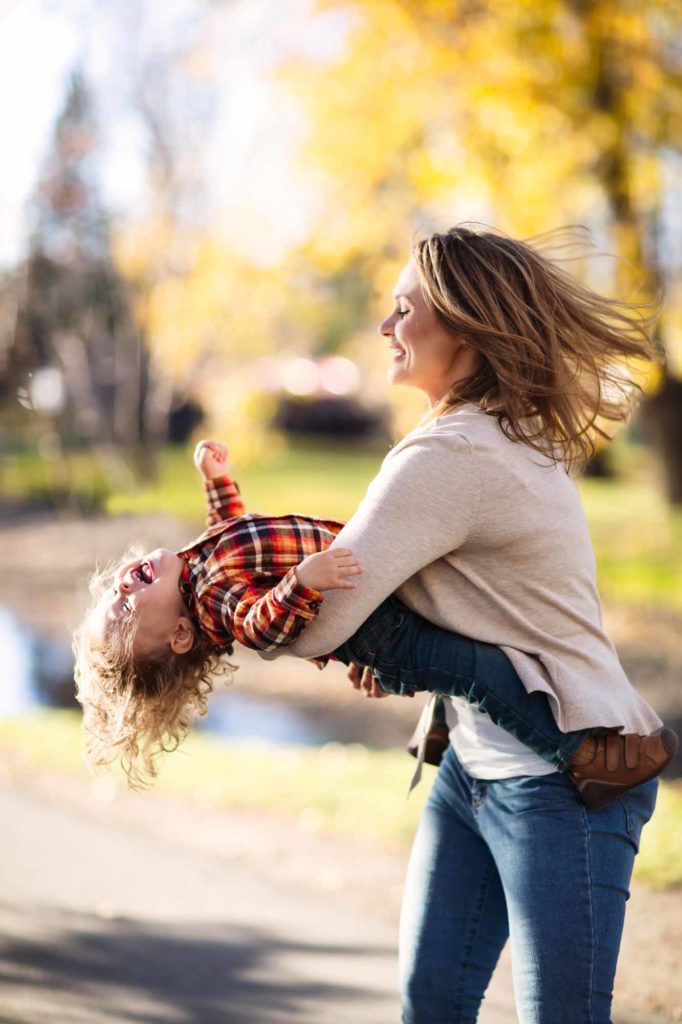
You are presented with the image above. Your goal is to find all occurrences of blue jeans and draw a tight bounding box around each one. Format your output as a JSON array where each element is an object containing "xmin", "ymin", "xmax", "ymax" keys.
[
  {"xmin": 333, "ymin": 596, "xmax": 588, "ymax": 770},
  {"xmin": 399, "ymin": 746, "xmax": 658, "ymax": 1023}
]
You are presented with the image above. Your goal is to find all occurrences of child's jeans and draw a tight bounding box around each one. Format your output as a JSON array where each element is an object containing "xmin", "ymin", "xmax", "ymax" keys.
[
  {"xmin": 398, "ymin": 744, "xmax": 657, "ymax": 1022},
  {"xmin": 332, "ymin": 595, "xmax": 589, "ymax": 770}
]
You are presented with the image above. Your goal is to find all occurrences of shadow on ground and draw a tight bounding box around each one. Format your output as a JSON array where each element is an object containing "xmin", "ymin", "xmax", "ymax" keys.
[{"xmin": 0, "ymin": 902, "xmax": 396, "ymax": 1024}]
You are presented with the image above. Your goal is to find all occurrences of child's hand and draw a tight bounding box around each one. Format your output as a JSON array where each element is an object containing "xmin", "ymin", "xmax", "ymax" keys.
[
  {"xmin": 295, "ymin": 548, "xmax": 364, "ymax": 592},
  {"xmin": 194, "ymin": 439, "xmax": 230, "ymax": 481}
]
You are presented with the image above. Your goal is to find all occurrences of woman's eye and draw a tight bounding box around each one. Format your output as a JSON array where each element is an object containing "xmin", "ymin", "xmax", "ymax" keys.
[{"xmin": 397, "ymin": 308, "xmax": 409, "ymax": 318}]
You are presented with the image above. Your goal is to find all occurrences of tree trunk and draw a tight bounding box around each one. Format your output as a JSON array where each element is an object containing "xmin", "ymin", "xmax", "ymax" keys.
[
  {"xmin": 585, "ymin": 24, "xmax": 682, "ymax": 502},
  {"xmin": 640, "ymin": 371, "xmax": 682, "ymax": 505}
]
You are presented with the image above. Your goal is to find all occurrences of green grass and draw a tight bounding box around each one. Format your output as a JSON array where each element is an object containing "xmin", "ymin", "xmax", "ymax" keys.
[
  {"xmin": 1, "ymin": 710, "xmax": 680, "ymax": 886},
  {"xmin": 106, "ymin": 439, "xmax": 385, "ymax": 523},
  {"xmin": 0, "ymin": 448, "xmax": 113, "ymax": 512},
  {"xmin": 0, "ymin": 710, "xmax": 429, "ymax": 850},
  {"xmin": 577, "ymin": 477, "xmax": 682, "ymax": 612},
  {"xmin": 634, "ymin": 782, "xmax": 682, "ymax": 889}
]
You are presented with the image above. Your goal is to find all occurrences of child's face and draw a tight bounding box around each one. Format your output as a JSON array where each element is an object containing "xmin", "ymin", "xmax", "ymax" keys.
[{"xmin": 97, "ymin": 548, "xmax": 193, "ymax": 658}]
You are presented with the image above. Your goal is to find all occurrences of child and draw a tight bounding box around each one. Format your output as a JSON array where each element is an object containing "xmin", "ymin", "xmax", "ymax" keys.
[{"xmin": 74, "ymin": 439, "xmax": 676, "ymax": 805}]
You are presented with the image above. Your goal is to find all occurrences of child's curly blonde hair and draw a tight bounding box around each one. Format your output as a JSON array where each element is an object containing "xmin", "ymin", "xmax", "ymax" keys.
[{"xmin": 73, "ymin": 547, "xmax": 234, "ymax": 788}]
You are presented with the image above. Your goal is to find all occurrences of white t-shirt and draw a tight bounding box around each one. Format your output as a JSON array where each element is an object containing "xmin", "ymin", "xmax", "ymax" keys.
[{"xmin": 444, "ymin": 697, "xmax": 557, "ymax": 779}]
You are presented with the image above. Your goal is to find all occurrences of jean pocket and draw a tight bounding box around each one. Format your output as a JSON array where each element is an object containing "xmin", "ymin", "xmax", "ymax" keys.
[{"xmin": 621, "ymin": 779, "xmax": 658, "ymax": 851}]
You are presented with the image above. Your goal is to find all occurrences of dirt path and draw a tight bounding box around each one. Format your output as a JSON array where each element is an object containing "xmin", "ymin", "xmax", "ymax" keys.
[
  {"xmin": 0, "ymin": 776, "xmax": 403, "ymax": 1023},
  {"xmin": 1, "ymin": 758, "xmax": 522, "ymax": 1024},
  {"xmin": 3, "ymin": 757, "xmax": 676, "ymax": 1024}
]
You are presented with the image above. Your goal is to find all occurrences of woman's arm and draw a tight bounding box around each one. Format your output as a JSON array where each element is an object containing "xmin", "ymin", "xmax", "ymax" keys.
[{"xmin": 261, "ymin": 427, "xmax": 481, "ymax": 660}]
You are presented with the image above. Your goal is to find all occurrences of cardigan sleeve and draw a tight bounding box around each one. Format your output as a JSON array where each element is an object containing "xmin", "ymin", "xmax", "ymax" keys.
[{"xmin": 259, "ymin": 425, "xmax": 481, "ymax": 660}]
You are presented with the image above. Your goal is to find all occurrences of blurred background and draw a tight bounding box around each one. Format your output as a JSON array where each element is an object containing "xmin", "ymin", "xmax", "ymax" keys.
[{"xmin": 1, "ymin": 1, "xmax": 682, "ymax": 1018}]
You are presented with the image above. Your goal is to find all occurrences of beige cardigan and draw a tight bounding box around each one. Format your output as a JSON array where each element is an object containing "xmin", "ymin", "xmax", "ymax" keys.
[{"xmin": 262, "ymin": 404, "xmax": 661, "ymax": 735}]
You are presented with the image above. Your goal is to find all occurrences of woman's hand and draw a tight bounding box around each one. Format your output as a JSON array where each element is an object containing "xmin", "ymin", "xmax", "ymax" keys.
[
  {"xmin": 194, "ymin": 439, "xmax": 231, "ymax": 481},
  {"xmin": 295, "ymin": 548, "xmax": 363, "ymax": 592},
  {"xmin": 347, "ymin": 662, "xmax": 414, "ymax": 698}
]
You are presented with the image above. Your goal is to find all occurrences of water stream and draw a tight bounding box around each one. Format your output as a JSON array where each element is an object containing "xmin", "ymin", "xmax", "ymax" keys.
[{"xmin": 0, "ymin": 607, "xmax": 327, "ymax": 746}]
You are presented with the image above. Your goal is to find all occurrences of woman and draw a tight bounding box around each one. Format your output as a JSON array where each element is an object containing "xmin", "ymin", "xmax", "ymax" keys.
[{"xmin": 263, "ymin": 225, "xmax": 666, "ymax": 1022}]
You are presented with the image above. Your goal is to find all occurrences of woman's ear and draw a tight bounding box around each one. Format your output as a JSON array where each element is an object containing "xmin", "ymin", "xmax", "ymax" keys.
[{"xmin": 170, "ymin": 616, "xmax": 196, "ymax": 655}]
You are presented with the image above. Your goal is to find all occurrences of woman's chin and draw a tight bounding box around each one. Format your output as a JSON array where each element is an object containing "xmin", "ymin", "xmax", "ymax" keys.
[{"xmin": 387, "ymin": 362, "xmax": 410, "ymax": 387}]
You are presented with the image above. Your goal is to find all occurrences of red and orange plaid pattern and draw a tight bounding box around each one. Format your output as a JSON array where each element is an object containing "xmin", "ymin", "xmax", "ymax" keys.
[{"xmin": 176, "ymin": 476, "xmax": 344, "ymax": 654}]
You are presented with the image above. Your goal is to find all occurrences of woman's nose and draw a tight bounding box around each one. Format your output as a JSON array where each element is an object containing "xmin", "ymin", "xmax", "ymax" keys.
[{"xmin": 378, "ymin": 314, "xmax": 394, "ymax": 336}]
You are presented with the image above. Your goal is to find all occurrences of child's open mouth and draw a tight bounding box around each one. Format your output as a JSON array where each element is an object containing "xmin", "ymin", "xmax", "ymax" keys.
[{"xmin": 132, "ymin": 561, "xmax": 154, "ymax": 584}]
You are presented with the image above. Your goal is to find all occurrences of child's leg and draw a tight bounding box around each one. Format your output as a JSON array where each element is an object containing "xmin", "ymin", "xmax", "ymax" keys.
[
  {"xmin": 336, "ymin": 598, "xmax": 678, "ymax": 808},
  {"xmin": 334, "ymin": 597, "xmax": 587, "ymax": 771}
]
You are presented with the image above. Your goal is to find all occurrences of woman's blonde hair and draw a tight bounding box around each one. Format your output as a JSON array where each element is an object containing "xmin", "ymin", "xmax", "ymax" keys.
[
  {"xmin": 412, "ymin": 225, "xmax": 662, "ymax": 470},
  {"xmin": 73, "ymin": 548, "xmax": 234, "ymax": 788}
]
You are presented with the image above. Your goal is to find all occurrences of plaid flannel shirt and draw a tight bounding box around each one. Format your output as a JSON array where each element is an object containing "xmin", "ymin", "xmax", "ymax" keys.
[{"xmin": 176, "ymin": 476, "xmax": 344, "ymax": 657}]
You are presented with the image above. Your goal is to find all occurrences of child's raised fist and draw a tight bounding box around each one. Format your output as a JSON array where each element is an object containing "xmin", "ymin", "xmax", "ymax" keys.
[
  {"xmin": 294, "ymin": 548, "xmax": 364, "ymax": 593},
  {"xmin": 193, "ymin": 439, "xmax": 230, "ymax": 481}
]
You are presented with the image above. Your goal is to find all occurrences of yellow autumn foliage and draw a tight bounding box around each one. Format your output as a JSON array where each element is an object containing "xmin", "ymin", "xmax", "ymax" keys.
[{"xmin": 109, "ymin": 0, "xmax": 681, "ymax": 453}]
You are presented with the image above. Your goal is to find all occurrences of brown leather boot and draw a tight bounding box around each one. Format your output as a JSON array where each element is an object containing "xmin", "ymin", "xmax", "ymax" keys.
[{"xmin": 568, "ymin": 728, "xmax": 678, "ymax": 811}]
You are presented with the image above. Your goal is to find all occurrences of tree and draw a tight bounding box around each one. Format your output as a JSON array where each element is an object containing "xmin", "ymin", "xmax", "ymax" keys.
[
  {"xmin": 282, "ymin": 0, "xmax": 682, "ymax": 496},
  {"xmin": 11, "ymin": 71, "xmax": 145, "ymax": 484}
]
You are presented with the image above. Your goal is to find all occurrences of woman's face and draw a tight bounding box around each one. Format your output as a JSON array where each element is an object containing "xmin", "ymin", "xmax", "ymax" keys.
[{"xmin": 379, "ymin": 257, "xmax": 479, "ymax": 404}]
